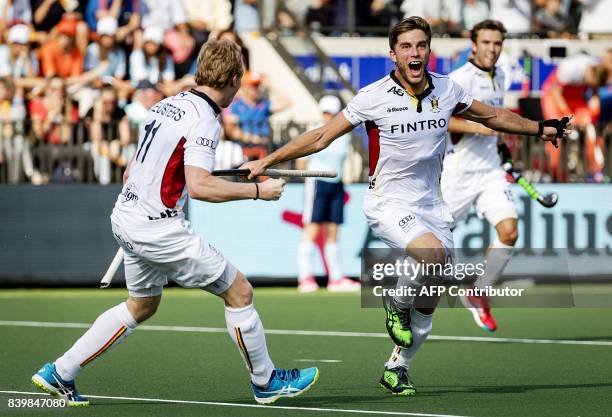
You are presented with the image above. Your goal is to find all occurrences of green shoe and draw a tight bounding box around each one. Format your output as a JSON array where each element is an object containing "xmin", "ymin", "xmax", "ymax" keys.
[
  {"xmin": 379, "ymin": 366, "xmax": 416, "ymax": 396},
  {"xmin": 384, "ymin": 301, "xmax": 413, "ymax": 348}
]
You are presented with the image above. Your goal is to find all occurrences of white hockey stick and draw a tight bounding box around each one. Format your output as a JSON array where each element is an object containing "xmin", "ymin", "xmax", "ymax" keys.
[{"xmin": 100, "ymin": 248, "xmax": 124, "ymax": 288}]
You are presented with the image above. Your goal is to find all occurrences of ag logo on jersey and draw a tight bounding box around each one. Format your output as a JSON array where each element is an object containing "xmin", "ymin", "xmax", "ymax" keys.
[
  {"xmin": 121, "ymin": 183, "xmax": 139, "ymax": 207},
  {"xmin": 196, "ymin": 137, "xmax": 217, "ymax": 149},
  {"xmin": 429, "ymin": 96, "xmax": 441, "ymax": 113},
  {"xmin": 387, "ymin": 86, "xmax": 404, "ymax": 96}
]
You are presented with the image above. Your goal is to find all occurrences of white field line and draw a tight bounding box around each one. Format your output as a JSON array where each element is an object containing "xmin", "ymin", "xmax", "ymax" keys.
[
  {"xmin": 1, "ymin": 320, "xmax": 611, "ymax": 347},
  {"xmin": 295, "ymin": 359, "xmax": 343, "ymax": 363},
  {"xmin": 0, "ymin": 390, "xmax": 470, "ymax": 417}
]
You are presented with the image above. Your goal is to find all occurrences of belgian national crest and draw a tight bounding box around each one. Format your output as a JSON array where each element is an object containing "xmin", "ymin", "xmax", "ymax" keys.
[{"xmin": 429, "ymin": 96, "xmax": 441, "ymax": 113}]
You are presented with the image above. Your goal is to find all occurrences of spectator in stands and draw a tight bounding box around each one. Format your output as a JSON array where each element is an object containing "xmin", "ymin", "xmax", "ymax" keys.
[
  {"xmin": 489, "ymin": 0, "xmax": 531, "ymax": 34},
  {"xmin": 459, "ymin": 0, "xmax": 490, "ymax": 35},
  {"xmin": 86, "ymin": 85, "xmax": 130, "ymax": 185},
  {"xmin": 32, "ymin": 0, "xmax": 88, "ymax": 50},
  {"xmin": 0, "ymin": 24, "xmax": 40, "ymax": 89},
  {"xmin": 534, "ymin": 0, "xmax": 568, "ymax": 38},
  {"xmin": 0, "ymin": 76, "xmax": 32, "ymax": 184},
  {"xmin": 541, "ymin": 53, "xmax": 609, "ymax": 181},
  {"xmin": 233, "ymin": 0, "xmax": 261, "ymax": 34},
  {"xmin": 137, "ymin": 0, "xmax": 193, "ymax": 77},
  {"xmin": 180, "ymin": 0, "xmax": 233, "ymax": 68},
  {"xmin": 224, "ymin": 71, "xmax": 291, "ymax": 162},
  {"xmin": 578, "ymin": 0, "xmax": 612, "ymax": 37},
  {"xmin": 39, "ymin": 15, "xmax": 84, "ymax": 78},
  {"xmin": 84, "ymin": 16, "xmax": 130, "ymax": 96},
  {"xmin": 306, "ymin": 0, "xmax": 336, "ymax": 34},
  {"xmin": 129, "ymin": 26, "xmax": 176, "ymax": 97},
  {"xmin": 86, "ymin": 0, "xmax": 141, "ymax": 44},
  {"xmin": 0, "ymin": 0, "xmax": 32, "ymax": 30},
  {"xmin": 124, "ymin": 80, "xmax": 163, "ymax": 140},
  {"xmin": 28, "ymin": 77, "xmax": 79, "ymax": 183}
]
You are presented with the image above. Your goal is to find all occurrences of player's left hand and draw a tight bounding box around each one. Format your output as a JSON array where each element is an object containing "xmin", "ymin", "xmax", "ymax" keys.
[
  {"xmin": 539, "ymin": 115, "xmax": 572, "ymax": 148},
  {"xmin": 239, "ymin": 159, "xmax": 268, "ymax": 180}
]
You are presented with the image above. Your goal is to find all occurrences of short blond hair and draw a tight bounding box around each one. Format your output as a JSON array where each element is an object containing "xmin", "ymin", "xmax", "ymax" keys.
[{"xmin": 194, "ymin": 39, "xmax": 244, "ymax": 89}]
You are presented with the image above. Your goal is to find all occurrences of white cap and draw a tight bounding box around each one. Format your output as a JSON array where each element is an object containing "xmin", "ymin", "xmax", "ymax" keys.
[
  {"xmin": 97, "ymin": 16, "xmax": 118, "ymax": 36},
  {"xmin": 143, "ymin": 26, "xmax": 164, "ymax": 44},
  {"xmin": 318, "ymin": 95, "xmax": 342, "ymax": 114},
  {"xmin": 8, "ymin": 24, "xmax": 30, "ymax": 44}
]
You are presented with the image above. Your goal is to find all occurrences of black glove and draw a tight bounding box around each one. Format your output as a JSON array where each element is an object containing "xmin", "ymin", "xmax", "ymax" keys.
[{"xmin": 537, "ymin": 116, "xmax": 570, "ymax": 148}]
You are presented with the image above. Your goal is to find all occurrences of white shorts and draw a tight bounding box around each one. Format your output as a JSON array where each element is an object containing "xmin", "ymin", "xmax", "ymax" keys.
[
  {"xmin": 441, "ymin": 168, "xmax": 518, "ymax": 226},
  {"xmin": 111, "ymin": 218, "xmax": 237, "ymax": 298},
  {"xmin": 363, "ymin": 195, "xmax": 455, "ymax": 251}
]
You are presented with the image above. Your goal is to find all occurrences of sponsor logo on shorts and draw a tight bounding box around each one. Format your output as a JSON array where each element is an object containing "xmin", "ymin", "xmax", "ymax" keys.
[
  {"xmin": 121, "ymin": 183, "xmax": 139, "ymax": 207},
  {"xmin": 398, "ymin": 214, "xmax": 416, "ymax": 232},
  {"xmin": 196, "ymin": 137, "xmax": 217, "ymax": 149}
]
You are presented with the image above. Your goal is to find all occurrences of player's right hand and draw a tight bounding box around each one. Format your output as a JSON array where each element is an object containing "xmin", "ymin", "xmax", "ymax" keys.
[
  {"xmin": 240, "ymin": 160, "xmax": 268, "ymax": 180},
  {"xmin": 258, "ymin": 178, "xmax": 286, "ymax": 201}
]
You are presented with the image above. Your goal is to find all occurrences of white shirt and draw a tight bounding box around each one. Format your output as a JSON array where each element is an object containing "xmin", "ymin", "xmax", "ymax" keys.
[
  {"xmin": 489, "ymin": 0, "xmax": 531, "ymax": 33},
  {"xmin": 343, "ymin": 71, "xmax": 473, "ymax": 204},
  {"xmin": 556, "ymin": 54, "xmax": 599, "ymax": 86},
  {"xmin": 112, "ymin": 89, "xmax": 221, "ymax": 225},
  {"xmin": 140, "ymin": 0, "xmax": 187, "ymax": 31},
  {"xmin": 444, "ymin": 61, "xmax": 505, "ymax": 173}
]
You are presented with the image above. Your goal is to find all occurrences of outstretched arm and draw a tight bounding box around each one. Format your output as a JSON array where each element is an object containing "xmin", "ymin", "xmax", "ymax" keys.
[
  {"xmin": 241, "ymin": 112, "xmax": 355, "ymax": 179},
  {"xmin": 460, "ymin": 99, "xmax": 571, "ymax": 143}
]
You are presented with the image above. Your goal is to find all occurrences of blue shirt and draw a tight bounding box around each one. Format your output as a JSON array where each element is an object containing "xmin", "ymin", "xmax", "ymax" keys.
[
  {"xmin": 307, "ymin": 132, "xmax": 351, "ymax": 182},
  {"xmin": 85, "ymin": 43, "xmax": 127, "ymax": 79},
  {"xmin": 230, "ymin": 98, "xmax": 271, "ymax": 137}
]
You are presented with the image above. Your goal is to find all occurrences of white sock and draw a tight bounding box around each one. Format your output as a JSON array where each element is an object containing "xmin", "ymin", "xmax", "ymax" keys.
[
  {"xmin": 225, "ymin": 304, "xmax": 275, "ymax": 387},
  {"xmin": 55, "ymin": 302, "xmax": 138, "ymax": 381},
  {"xmin": 324, "ymin": 242, "xmax": 343, "ymax": 282},
  {"xmin": 385, "ymin": 309, "xmax": 433, "ymax": 370},
  {"xmin": 298, "ymin": 240, "xmax": 316, "ymax": 281},
  {"xmin": 477, "ymin": 240, "xmax": 513, "ymax": 289}
]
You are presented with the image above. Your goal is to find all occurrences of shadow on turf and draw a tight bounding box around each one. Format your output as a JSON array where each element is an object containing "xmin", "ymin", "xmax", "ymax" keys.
[{"xmin": 417, "ymin": 382, "xmax": 612, "ymax": 396}]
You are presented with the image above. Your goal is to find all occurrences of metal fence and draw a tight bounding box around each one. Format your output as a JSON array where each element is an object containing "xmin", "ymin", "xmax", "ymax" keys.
[{"xmin": 1, "ymin": 118, "xmax": 610, "ymax": 185}]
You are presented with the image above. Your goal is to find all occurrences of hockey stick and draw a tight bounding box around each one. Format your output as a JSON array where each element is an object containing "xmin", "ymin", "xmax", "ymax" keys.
[
  {"xmin": 100, "ymin": 247, "xmax": 124, "ymax": 288},
  {"xmin": 503, "ymin": 162, "xmax": 558, "ymax": 208},
  {"xmin": 212, "ymin": 169, "xmax": 337, "ymax": 178}
]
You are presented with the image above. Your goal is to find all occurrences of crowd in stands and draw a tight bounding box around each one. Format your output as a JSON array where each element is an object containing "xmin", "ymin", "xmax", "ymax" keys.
[
  {"xmin": 0, "ymin": 0, "xmax": 610, "ymax": 185},
  {"xmin": 0, "ymin": 0, "xmax": 287, "ymax": 184},
  {"xmin": 260, "ymin": 0, "xmax": 611, "ymax": 39}
]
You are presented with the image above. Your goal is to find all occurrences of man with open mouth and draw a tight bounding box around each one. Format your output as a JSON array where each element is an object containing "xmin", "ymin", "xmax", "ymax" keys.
[{"xmin": 241, "ymin": 16, "xmax": 572, "ymax": 396}]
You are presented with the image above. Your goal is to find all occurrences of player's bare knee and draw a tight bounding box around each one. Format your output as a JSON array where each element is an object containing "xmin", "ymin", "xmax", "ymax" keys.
[
  {"xmin": 223, "ymin": 271, "xmax": 253, "ymax": 308},
  {"xmin": 127, "ymin": 296, "xmax": 160, "ymax": 323},
  {"xmin": 498, "ymin": 226, "xmax": 518, "ymax": 246}
]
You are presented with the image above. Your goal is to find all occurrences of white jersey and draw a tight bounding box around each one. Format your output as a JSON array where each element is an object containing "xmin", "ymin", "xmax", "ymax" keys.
[
  {"xmin": 111, "ymin": 89, "xmax": 221, "ymax": 226},
  {"xmin": 444, "ymin": 61, "xmax": 505, "ymax": 173},
  {"xmin": 343, "ymin": 71, "xmax": 473, "ymax": 205}
]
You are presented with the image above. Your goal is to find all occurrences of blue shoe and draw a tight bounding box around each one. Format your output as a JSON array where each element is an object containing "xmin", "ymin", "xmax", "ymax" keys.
[
  {"xmin": 31, "ymin": 363, "xmax": 89, "ymax": 407},
  {"xmin": 252, "ymin": 367, "xmax": 319, "ymax": 404}
]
